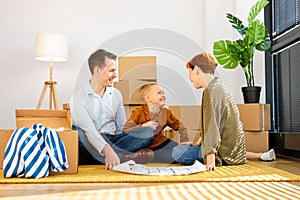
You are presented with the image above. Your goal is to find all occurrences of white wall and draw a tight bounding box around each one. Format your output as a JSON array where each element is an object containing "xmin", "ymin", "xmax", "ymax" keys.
[{"xmin": 0, "ymin": 0, "xmax": 264, "ymax": 129}]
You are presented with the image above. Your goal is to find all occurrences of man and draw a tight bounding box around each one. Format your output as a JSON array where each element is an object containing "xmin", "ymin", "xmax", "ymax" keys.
[{"xmin": 71, "ymin": 49, "xmax": 154, "ymax": 170}]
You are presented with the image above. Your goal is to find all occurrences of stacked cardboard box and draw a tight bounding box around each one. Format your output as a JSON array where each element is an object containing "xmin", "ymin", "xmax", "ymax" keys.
[
  {"xmin": 115, "ymin": 56, "xmax": 157, "ymax": 119},
  {"xmin": 168, "ymin": 105, "xmax": 202, "ymax": 143},
  {"xmin": 0, "ymin": 105, "xmax": 78, "ymax": 174},
  {"xmin": 237, "ymin": 103, "xmax": 271, "ymax": 152},
  {"xmin": 118, "ymin": 56, "xmax": 157, "ymax": 81}
]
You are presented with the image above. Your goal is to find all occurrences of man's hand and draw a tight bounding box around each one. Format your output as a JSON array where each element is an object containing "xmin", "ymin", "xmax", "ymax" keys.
[
  {"xmin": 205, "ymin": 153, "xmax": 216, "ymax": 171},
  {"xmin": 101, "ymin": 144, "xmax": 120, "ymax": 170}
]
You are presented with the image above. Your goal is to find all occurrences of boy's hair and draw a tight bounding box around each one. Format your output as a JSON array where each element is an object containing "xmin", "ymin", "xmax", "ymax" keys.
[
  {"xmin": 186, "ymin": 52, "xmax": 218, "ymax": 74},
  {"xmin": 88, "ymin": 49, "xmax": 117, "ymax": 74},
  {"xmin": 139, "ymin": 82, "xmax": 159, "ymax": 101}
]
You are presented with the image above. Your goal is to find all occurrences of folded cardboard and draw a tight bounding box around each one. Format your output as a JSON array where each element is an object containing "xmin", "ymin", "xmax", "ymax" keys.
[
  {"xmin": 118, "ymin": 56, "xmax": 157, "ymax": 80},
  {"xmin": 168, "ymin": 106, "xmax": 202, "ymax": 130},
  {"xmin": 244, "ymin": 131, "xmax": 269, "ymax": 152},
  {"xmin": 164, "ymin": 129, "xmax": 201, "ymax": 144},
  {"xmin": 13, "ymin": 108, "xmax": 78, "ymax": 174},
  {"xmin": 237, "ymin": 104, "xmax": 270, "ymax": 131},
  {"xmin": 115, "ymin": 79, "xmax": 154, "ymax": 105}
]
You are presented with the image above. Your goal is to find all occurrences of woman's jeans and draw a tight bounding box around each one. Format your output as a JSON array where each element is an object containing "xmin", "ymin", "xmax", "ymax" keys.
[
  {"xmin": 150, "ymin": 139, "xmax": 178, "ymax": 164},
  {"xmin": 73, "ymin": 126, "xmax": 154, "ymax": 164},
  {"xmin": 172, "ymin": 145, "xmax": 203, "ymax": 165}
]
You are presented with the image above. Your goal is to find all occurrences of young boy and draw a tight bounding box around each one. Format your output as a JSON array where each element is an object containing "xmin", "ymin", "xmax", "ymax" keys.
[{"xmin": 122, "ymin": 83, "xmax": 191, "ymax": 163}]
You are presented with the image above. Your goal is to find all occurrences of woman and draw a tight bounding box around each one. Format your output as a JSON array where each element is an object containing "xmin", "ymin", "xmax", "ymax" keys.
[{"xmin": 172, "ymin": 52, "xmax": 275, "ymax": 171}]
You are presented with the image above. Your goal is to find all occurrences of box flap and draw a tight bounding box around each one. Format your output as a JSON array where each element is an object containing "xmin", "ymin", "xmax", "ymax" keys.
[{"xmin": 15, "ymin": 109, "xmax": 72, "ymax": 130}]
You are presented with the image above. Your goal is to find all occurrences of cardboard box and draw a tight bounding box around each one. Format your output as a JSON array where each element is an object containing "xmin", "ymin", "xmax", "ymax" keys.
[
  {"xmin": 168, "ymin": 106, "xmax": 201, "ymax": 130},
  {"xmin": 0, "ymin": 129, "xmax": 78, "ymax": 174},
  {"xmin": 115, "ymin": 79, "xmax": 153, "ymax": 105},
  {"xmin": 164, "ymin": 129, "xmax": 201, "ymax": 144},
  {"xmin": 118, "ymin": 56, "xmax": 157, "ymax": 80},
  {"xmin": 13, "ymin": 108, "xmax": 78, "ymax": 174},
  {"xmin": 244, "ymin": 131, "xmax": 269, "ymax": 152},
  {"xmin": 0, "ymin": 129, "xmax": 14, "ymax": 169},
  {"xmin": 124, "ymin": 105, "xmax": 140, "ymax": 120},
  {"xmin": 237, "ymin": 104, "xmax": 270, "ymax": 131}
]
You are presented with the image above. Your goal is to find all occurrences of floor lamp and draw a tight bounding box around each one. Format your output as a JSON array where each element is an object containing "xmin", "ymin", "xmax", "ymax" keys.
[{"xmin": 35, "ymin": 33, "xmax": 68, "ymax": 110}]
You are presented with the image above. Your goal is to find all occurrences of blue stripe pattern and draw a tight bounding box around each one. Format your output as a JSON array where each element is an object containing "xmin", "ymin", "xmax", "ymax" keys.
[{"xmin": 3, "ymin": 124, "xmax": 69, "ymax": 178}]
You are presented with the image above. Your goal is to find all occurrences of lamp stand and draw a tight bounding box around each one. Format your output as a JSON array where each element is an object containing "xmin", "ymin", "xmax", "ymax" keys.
[{"xmin": 36, "ymin": 62, "xmax": 58, "ymax": 110}]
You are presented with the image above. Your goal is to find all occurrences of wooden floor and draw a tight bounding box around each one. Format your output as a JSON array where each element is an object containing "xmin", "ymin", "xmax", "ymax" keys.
[{"xmin": 0, "ymin": 155, "xmax": 299, "ymax": 200}]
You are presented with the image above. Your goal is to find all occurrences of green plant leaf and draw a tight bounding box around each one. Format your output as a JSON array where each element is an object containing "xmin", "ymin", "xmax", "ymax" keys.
[
  {"xmin": 226, "ymin": 13, "xmax": 247, "ymax": 36},
  {"xmin": 248, "ymin": 0, "xmax": 269, "ymax": 24},
  {"xmin": 256, "ymin": 31, "xmax": 271, "ymax": 51},
  {"xmin": 213, "ymin": 40, "xmax": 238, "ymax": 69},
  {"xmin": 230, "ymin": 40, "xmax": 252, "ymax": 68},
  {"xmin": 246, "ymin": 20, "xmax": 266, "ymax": 45}
]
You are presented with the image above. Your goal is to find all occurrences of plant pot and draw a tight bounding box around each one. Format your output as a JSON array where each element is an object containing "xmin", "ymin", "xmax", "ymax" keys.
[{"xmin": 241, "ymin": 86, "xmax": 261, "ymax": 103}]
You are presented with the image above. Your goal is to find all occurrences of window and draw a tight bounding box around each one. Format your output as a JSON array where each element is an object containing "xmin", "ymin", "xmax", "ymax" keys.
[
  {"xmin": 272, "ymin": 0, "xmax": 299, "ymax": 37},
  {"xmin": 272, "ymin": 42, "xmax": 300, "ymax": 132}
]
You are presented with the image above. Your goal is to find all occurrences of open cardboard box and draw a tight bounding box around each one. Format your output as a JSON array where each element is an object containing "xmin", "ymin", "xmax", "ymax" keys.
[{"xmin": 0, "ymin": 105, "xmax": 78, "ymax": 174}]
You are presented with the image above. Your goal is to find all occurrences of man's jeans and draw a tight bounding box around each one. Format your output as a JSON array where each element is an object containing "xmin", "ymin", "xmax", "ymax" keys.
[{"xmin": 73, "ymin": 126, "xmax": 154, "ymax": 164}]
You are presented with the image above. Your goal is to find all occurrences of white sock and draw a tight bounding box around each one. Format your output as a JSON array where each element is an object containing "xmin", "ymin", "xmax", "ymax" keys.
[{"xmin": 260, "ymin": 149, "xmax": 276, "ymax": 161}]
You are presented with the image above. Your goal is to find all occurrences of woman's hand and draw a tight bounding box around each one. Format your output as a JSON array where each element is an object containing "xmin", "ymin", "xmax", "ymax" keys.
[
  {"xmin": 205, "ymin": 153, "xmax": 216, "ymax": 171},
  {"xmin": 142, "ymin": 121, "xmax": 158, "ymax": 130}
]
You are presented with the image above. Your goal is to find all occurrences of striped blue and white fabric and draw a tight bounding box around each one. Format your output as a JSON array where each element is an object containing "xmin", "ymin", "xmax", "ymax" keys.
[{"xmin": 3, "ymin": 123, "xmax": 69, "ymax": 178}]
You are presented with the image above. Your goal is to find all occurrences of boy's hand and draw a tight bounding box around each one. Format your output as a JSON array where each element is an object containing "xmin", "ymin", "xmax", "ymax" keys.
[{"xmin": 142, "ymin": 121, "xmax": 158, "ymax": 130}]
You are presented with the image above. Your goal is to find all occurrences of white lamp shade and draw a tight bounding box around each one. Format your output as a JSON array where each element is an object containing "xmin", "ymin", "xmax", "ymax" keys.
[{"xmin": 35, "ymin": 33, "xmax": 68, "ymax": 62}]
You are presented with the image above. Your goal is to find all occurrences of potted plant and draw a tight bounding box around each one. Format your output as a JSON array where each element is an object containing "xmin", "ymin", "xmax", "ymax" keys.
[{"xmin": 213, "ymin": 0, "xmax": 271, "ymax": 103}]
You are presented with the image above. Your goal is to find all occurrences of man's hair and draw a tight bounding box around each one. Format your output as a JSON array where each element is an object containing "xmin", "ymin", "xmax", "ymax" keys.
[
  {"xmin": 139, "ymin": 82, "xmax": 159, "ymax": 102},
  {"xmin": 88, "ymin": 49, "xmax": 117, "ymax": 74}
]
